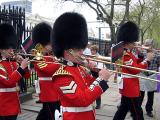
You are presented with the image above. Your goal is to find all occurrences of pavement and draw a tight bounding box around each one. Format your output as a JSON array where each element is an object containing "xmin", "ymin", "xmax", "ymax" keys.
[{"xmin": 17, "ymin": 81, "xmax": 160, "ymax": 120}]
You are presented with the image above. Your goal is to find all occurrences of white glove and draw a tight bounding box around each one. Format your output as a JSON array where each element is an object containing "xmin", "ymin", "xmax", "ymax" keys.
[{"xmin": 55, "ymin": 109, "xmax": 62, "ymax": 120}]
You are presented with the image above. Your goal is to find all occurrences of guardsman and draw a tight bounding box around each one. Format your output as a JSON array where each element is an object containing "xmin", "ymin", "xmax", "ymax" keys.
[
  {"xmin": 49, "ymin": 12, "xmax": 111, "ymax": 120},
  {"xmin": 113, "ymin": 21, "xmax": 154, "ymax": 120},
  {"xmin": 32, "ymin": 22, "xmax": 60, "ymax": 120},
  {"xmin": 0, "ymin": 23, "xmax": 30, "ymax": 120}
]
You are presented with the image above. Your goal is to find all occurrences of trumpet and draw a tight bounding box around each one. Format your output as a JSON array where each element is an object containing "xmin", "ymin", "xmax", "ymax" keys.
[
  {"xmin": 15, "ymin": 52, "xmax": 57, "ymax": 63},
  {"xmin": 17, "ymin": 53, "xmax": 43, "ymax": 60}
]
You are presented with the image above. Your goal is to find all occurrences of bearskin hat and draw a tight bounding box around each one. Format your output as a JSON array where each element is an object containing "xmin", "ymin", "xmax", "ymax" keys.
[
  {"xmin": 51, "ymin": 12, "xmax": 88, "ymax": 58},
  {"xmin": 117, "ymin": 21, "xmax": 139, "ymax": 44},
  {"xmin": 0, "ymin": 23, "xmax": 17, "ymax": 49},
  {"xmin": 32, "ymin": 22, "xmax": 52, "ymax": 46}
]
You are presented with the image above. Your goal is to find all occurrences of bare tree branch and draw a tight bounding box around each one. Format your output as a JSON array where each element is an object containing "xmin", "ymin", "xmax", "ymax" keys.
[
  {"xmin": 120, "ymin": 0, "xmax": 130, "ymax": 26},
  {"xmin": 85, "ymin": 0, "xmax": 110, "ymax": 19},
  {"xmin": 85, "ymin": 1, "xmax": 99, "ymax": 18},
  {"xmin": 110, "ymin": 0, "xmax": 115, "ymax": 19}
]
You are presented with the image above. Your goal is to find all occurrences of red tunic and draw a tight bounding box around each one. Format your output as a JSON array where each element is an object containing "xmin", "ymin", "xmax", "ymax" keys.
[
  {"xmin": 0, "ymin": 60, "xmax": 30, "ymax": 116},
  {"xmin": 120, "ymin": 50, "xmax": 148, "ymax": 97},
  {"xmin": 34, "ymin": 56, "xmax": 60, "ymax": 102},
  {"xmin": 52, "ymin": 63, "xmax": 109, "ymax": 120}
]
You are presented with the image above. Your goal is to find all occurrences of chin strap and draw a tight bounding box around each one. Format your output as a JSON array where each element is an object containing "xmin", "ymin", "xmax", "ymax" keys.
[{"xmin": 68, "ymin": 49, "xmax": 86, "ymax": 65}]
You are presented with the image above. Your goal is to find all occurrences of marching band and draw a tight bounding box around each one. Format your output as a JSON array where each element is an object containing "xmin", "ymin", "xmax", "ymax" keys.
[{"xmin": 0, "ymin": 12, "xmax": 159, "ymax": 120}]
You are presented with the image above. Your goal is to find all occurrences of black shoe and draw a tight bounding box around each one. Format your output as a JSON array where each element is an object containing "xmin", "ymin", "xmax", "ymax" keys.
[
  {"xmin": 95, "ymin": 106, "xmax": 100, "ymax": 109},
  {"xmin": 35, "ymin": 100, "xmax": 41, "ymax": 103},
  {"xmin": 117, "ymin": 105, "xmax": 120, "ymax": 109},
  {"xmin": 147, "ymin": 112, "xmax": 153, "ymax": 117}
]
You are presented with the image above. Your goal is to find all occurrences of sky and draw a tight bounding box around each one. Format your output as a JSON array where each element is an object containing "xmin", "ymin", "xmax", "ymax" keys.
[
  {"xmin": 31, "ymin": 0, "xmax": 109, "ymax": 38},
  {"xmin": 0, "ymin": 0, "xmax": 138, "ymax": 39},
  {"xmin": 0, "ymin": 0, "xmax": 98, "ymax": 22},
  {"xmin": 0, "ymin": 0, "xmax": 108, "ymax": 38}
]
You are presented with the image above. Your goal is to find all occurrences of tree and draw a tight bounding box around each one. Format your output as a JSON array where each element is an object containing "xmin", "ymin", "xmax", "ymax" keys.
[
  {"xmin": 61, "ymin": 0, "xmax": 131, "ymax": 44},
  {"xmin": 129, "ymin": 0, "xmax": 160, "ymax": 45}
]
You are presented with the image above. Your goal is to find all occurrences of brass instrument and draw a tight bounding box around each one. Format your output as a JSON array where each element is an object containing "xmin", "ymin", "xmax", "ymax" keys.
[
  {"xmin": 17, "ymin": 53, "xmax": 57, "ymax": 63},
  {"xmin": 110, "ymin": 70, "xmax": 160, "ymax": 83},
  {"xmin": 84, "ymin": 54, "xmax": 111, "ymax": 61},
  {"xmin": 16, "ymin": 43, "xmax": 55, "ymax": 62},
  {"xmin": 86, "ymin": 56, "xmax": 159, "ymax": 74},
  {"xmin": 135, "ymin": 45, "xmax": 160, "ymax": 52},
  {"xmin": 85, "ymin": 55, "xmax": 160, "ymax": 83},
  {"xmin": 15, "ymin": 51, "xmax": 160, "ymax": 82}
]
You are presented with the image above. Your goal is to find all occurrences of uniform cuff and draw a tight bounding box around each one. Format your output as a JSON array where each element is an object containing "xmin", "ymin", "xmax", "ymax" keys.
[
  {"xmin": 17, "ymin": 67, "xmax": 25, "ymax": 76},
  {"xmin": 99, "ymin": 80, "xmax": 109, "ymax": 92},
  {"xmin": 146, "ymin": 61, "xmax": 150, "ymax": 66},
  {"xmin": 143, "ymin": 59, "xmax": 151, "ymax": 66}
]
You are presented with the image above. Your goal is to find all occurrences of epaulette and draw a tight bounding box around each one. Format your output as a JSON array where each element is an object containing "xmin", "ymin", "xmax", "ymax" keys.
[
  {"xmin": 116, "ymin": 59, "xmax": 123, "ymax": 65},
  {"xmin": 52, "ymin": 65, "xmax": 72, "ymax": 78},
  {"xmin": 0, "ymin": 64, "xmax": 6, "ymax": 72},
  {"xmin": 37, "ymin": 62, "xmax": 48, "ymax": 69}
]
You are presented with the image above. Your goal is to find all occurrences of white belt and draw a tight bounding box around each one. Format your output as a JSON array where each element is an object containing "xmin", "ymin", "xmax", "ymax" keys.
[
  {"xmin": 62, "ymin": 105, "xmax": 93, "ymax": 112},
  {"xmin": 38, "ymin": 77, "xmax": 52, "ymax": 81},
  {"xmin": 122, "ymin": 74, "xmax": 138, "ymax": 78},
  {"xmin": 0, "ymin": 87, "xmax": 18, "ymax": 92}
]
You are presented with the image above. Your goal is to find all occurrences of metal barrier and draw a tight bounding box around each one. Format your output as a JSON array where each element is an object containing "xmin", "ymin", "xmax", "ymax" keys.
[{"xmin": 19, "ymin": 71, "xmax": 38, "ymax": 93}]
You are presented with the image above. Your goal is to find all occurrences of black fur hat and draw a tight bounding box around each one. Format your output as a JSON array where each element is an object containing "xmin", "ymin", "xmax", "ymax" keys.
[
  {"xmin": 51, "ymin": 12, "xmax": 88, "ymax": 58},
  {"xmin": 32, "ymin": 22, "xmax": 52, "ymax": 46},
  {"xmin": 0, "ymin": 23, "xmax": 17, "ymax": 49},
  {"xmin": 117, "ymin": 21, "xmax": 139, "ymax": 44}
]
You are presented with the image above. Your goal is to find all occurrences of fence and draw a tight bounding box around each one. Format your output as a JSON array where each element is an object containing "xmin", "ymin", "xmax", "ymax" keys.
[
  {"xmin": 19, "ymin": 71, "xmax": 38, "ymax": 93},
  {"xmin": 0, "ymin": 5, "xmax": 26, "ymax": 49},
  {"xmin": 89, "ymin": 37, "xmax": 111, "ymax": 56}
]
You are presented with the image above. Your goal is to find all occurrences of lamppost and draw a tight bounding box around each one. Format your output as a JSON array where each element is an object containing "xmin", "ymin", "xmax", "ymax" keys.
[
  {"xmin": 97, "ymin": 26, "xmax": 108, "ymax": 54},
  {"xmin": 97, "ymin": 23, "xmax": 119, "ymax": 54}
]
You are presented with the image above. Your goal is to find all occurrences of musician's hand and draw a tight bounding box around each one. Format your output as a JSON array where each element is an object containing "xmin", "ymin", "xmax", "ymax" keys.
[
  {"xmin": 146, "ymin": 52, "xmax": 155, "ymax": 61},
  {"xmin": 98, "ymin": 68, "xmax": 112, "ymax": 81},
  {"xmin": 20, "ymin": 58, "xmax": 29, "ymax": 69}
]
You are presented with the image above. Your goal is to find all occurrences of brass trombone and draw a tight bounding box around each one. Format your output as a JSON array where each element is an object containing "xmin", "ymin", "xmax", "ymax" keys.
[
  {"xmin": 16, "ymin": 52, "xmax": 160, "ymax": 82},
  {"xmin": 110, "ymin": 70, "xmax": 160, "ymax": 83},
  {"xmin": 135, "ymin": 45, "xmax": 160, "ymax": 52},
  {"xmin": 85, "ymin": 55, "xmax": 160, "ymax": 83},
  {"xmin": 86, "ymin": 56, "xmax": 159, "ymax": 74}
]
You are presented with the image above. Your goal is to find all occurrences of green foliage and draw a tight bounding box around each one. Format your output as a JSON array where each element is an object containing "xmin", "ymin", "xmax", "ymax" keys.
[{"xmin": 129, "ymin": 0, "xmax": 160, "ymax": 47}]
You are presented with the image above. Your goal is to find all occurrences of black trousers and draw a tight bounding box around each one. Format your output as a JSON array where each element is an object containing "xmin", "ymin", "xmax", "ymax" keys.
[
  {"xmin": 91, "ymin": 71, "xmax": 101, "ymax": 108},
  {"xmin": 18, "ymin": 78, "xmax": 27, "ymax": 92},
  {"xmin": 96, "ymin": 97, "xmax": 101, "ymax": 107},
  {"xmin": 0, "ymin": 115, "xmax": 17, "ymax": 120},
  {"xmin": 140, "ymin": 91, "xmax": 154, "ymax": 112},
  {"xmin": 36, "ymin": 101, "xmax": 60, "ymax": 120},
  {"xmin": 113, "ymin": 96, "xmax": 144, "ymax": 120}
]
